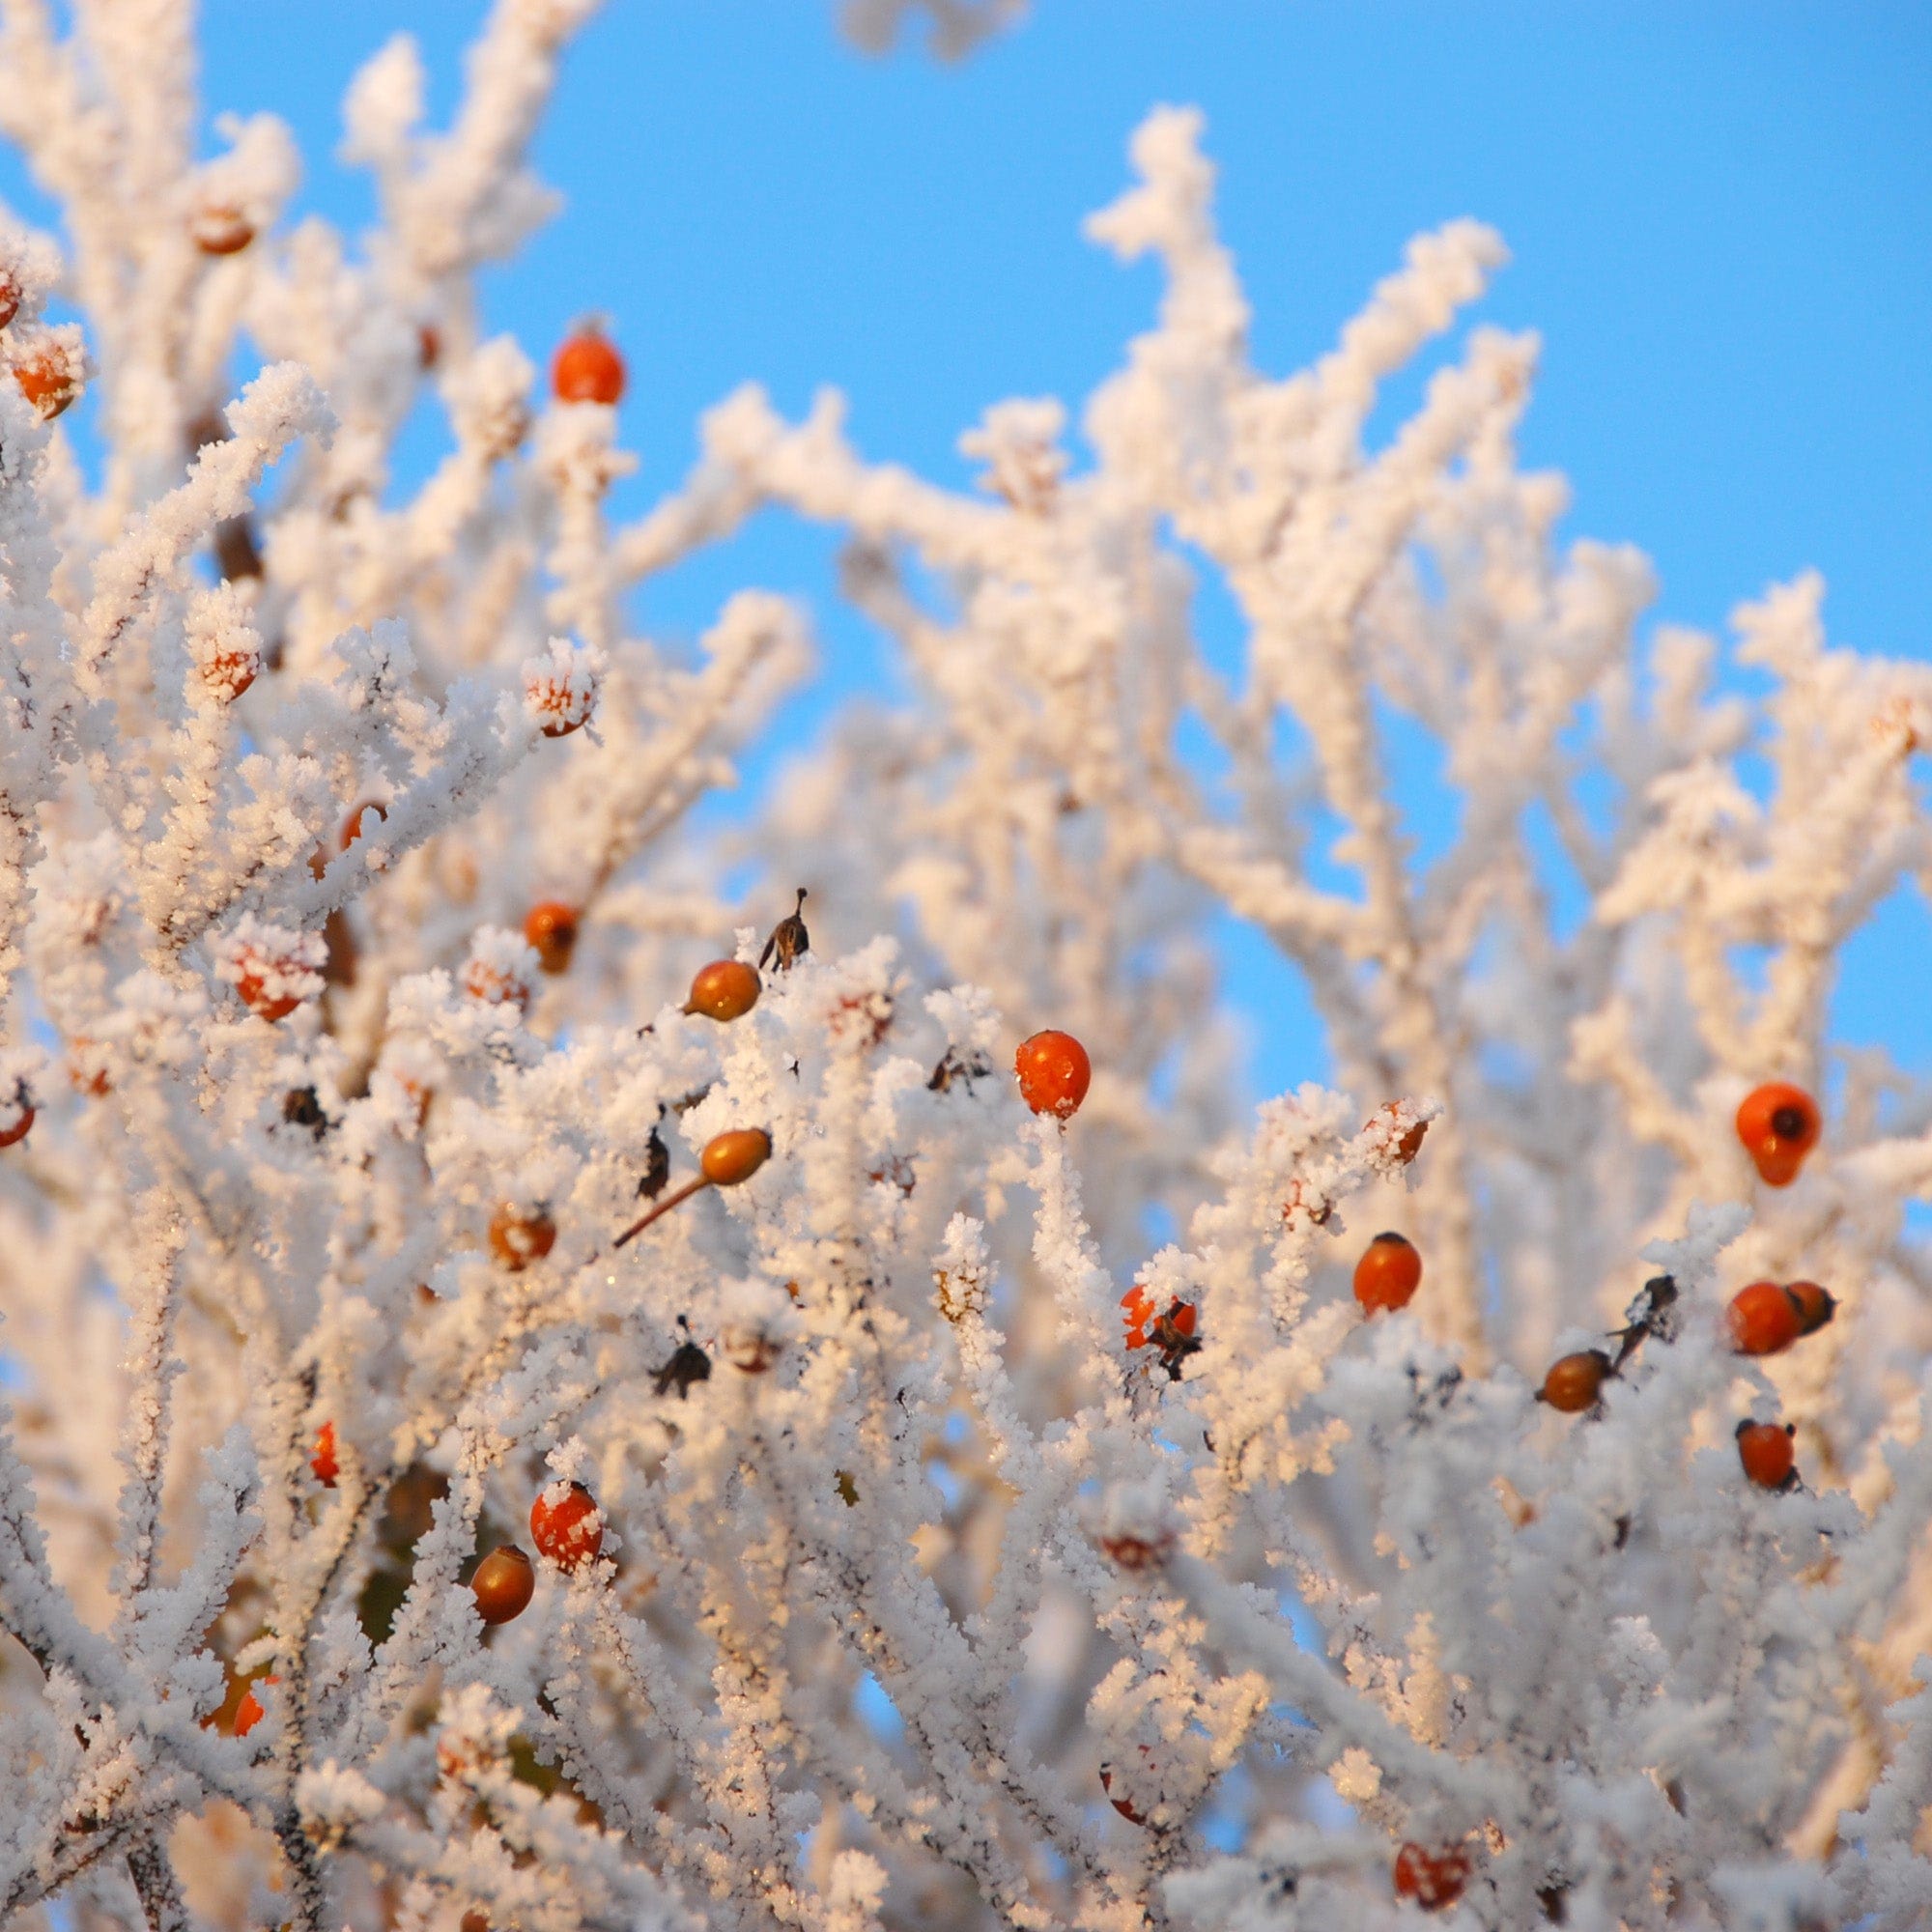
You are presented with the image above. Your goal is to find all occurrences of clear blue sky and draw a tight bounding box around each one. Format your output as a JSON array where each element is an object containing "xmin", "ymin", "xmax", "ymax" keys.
[{"xmin": 5, "ymin": 2, "xmax": 1929, "ymax": 1095}]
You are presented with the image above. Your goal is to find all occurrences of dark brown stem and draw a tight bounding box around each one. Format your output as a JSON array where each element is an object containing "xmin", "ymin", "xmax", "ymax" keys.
[{"xmin": 612, "ymin": 1174, "xmax": 712, "ymax": 1249}]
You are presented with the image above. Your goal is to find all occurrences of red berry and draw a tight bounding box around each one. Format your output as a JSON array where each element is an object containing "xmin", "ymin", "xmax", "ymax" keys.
[
  {"xmin": 1353, "ymin": 1231, "xmax": 1422, "ymax": 1313},
  {"xmin": 461, "ymin": 1915, "xmax": 491, "ymax": 1932},
  {"xmin": 553, "ymin": 326, "xmax": 625, "ymax": 406},
  {"xmin": 1015, "ymin": 1030, "xmax": 1091, "ymax": 1120},
  {"xmin": 470, "ymin": 1545, "xmax": 535, "ymax": 1626},
  {"xmin": 14, "ymin": 340, "xmax": 81, "ymax": 418},
  {"xmin": 235, "ymin": 971, "xmax": 300, "ymax": 1023},
  {"xmin": 1735, "ymin": 1082, "xmax": 1821, "ymax": 1186},
  {"xmin": 0, "ymin": 1103, "xmax": 32, "ymax": 1150},
  {"xmin": 530, "ymin": 1480, "xmax": 604, "ymax": 1569},
  {"xmin": 1393, "ymin": 1841, "xmax": 1472, "ymax": 1911},
  {"xmin": 0, "ymin": 274, "xmax": 18, "ymax": 330},
  {"xmin": 684, "ymin": 958, "xmax": 761, "ymax": 1022},
  {"xmin": 233, "ymin": 1688, "xmax": 266, "ymax": 1736},
  {"xmin": 701, "ymin": 1128, "xmax": 771, "ymax": 1187},
  {"xmin": 524, "ymin": 901, "xmax": 580, "ymax": 976},
  {"xmin": 1784, "ymin": 1279, "xmax": 1836, "ymax": 1336},
  {"xmin": 340, "ymin": 799, "xmax": 387, "ymax": 850},
  {"xmin": 310, "ymin": 1421, "xmax": 338, "ymax": 1488},
  {"xmin": 1538, "ymin": 1350, "xmax": 1612, "ymax": 1413},
  {"xmin": 1725, "ymin": 1280, "xmax": 1804, "ymax": 1357},
  {"xmin": 489, "ymin": 1204, "xmax": 556, "ymax": 1271},
  {"xmin": 1736, "ymin": 1419, "xmax": 1797, "ymax": 1491}
]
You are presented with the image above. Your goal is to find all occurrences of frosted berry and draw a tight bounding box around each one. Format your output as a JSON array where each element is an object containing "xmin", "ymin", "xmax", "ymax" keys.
[
  {"xmin": 310, "ymin": 1421, "xmax": 338, "ymax": 1488},
  {"xmin": 701, "ymin": 1127, "xmax": 772, "ymax": 1187},
  {"xmin": 1015, "ymin": 1030, "xmax": 1091, "ymax": 1120},
  {"xmin": 1737, "ymin": 1419, "xmax": 1798, "ymax": 1491},
  {"xmin": 1393, "ymin": 1841, "xmax": 1472, "ymax": 1911},
  {"xmin": 1784, "ymin": 1279, "xmax": 1836, "ymax": 1337},
  {"xmin": 236, "ymin": 970, "xmax": 299, "ymax": 1023},
  {"xmin": 14, "ymin": 340, "xmax": 81, "ymax": 419},
  {"xmin": 530, "ymin": 1480, "xmax": 604, "ymax": 1569},
  {"xmin": 1538, "ymin": 1350, "xmax": 1612, "ymax": 1413},
  {"xmin": 470, "ymin": 1545, "xmax": 535, "ymax": 1625},
  {"xmin": 489, "ymin": 1203, "xmax": 556, "ymax": 1271},
  {"xmin": 190, "ymin": 204, "xmax": 254, "ymax": 255},
  {"xmin": 1353, "ymin": 1231, "xmax": 1422, "ymax": 1313},
  {"xmin": 684, "ymin": 958, "xmax": 761, "ymax": 1022},
  {"xmin": 1735, "ymin": 1081, "xmax": 1821, "ymax": 1187},
  {"xmin": 524, "ymin": 901, "xmax": 580, "ymax": 976},
  {"xmin": 553, "ymin": 325, "xmax": 625, "ymax": 405},
  {"xmin": 233, "ymin": 1675, "xmax": 277, "ymax": 1737},
  {"xmin": 0, "ymin": 274, "xmax": 17, "ymax": 330},
  {"xmin": 1725, "ymin": 1280, "xmax": 1803, "ymax": 1357}
]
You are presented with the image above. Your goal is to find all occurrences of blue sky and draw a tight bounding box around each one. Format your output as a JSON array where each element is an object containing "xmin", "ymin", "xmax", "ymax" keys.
[{"xmin": 5, "ymin": 1, "xmax": 1929, "ymax": 1097}]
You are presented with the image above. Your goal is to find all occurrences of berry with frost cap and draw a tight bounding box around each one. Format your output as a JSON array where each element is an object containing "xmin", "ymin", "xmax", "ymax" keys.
[
  {"xmin": 523, "ymin": 636, "xmax": 600, "ymax": 739},
  {"xmin": 218, "ymin": 916, "xmax": 326, "ymax": 1022}
]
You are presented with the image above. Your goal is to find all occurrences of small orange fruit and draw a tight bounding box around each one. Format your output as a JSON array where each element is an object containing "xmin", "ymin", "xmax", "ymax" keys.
[
  {"xmin": 553, "ymin": 325, "xmax": 625, "ymax": 405},
  {"xmin": 1735, "ymin": 1082, "xmax": 1821, "ymax": 1186},
  {"xmin": 14, "ymin": 340, "xmax": 81, "ymax": 418},
  {"xmin": 684, "ymin": 959, "xmax": 761, "ymax": 1022},
  {"xmin": 1015, "ymin": 1030, "xmax": 1091, "ymax": 1120},
  {"xmin": 700, "ymin": 1128, "xmax": 772, "ymax": 1187},
  {"xmin": 0, "ymin": 1102, "xmax": 32, "ymax": 1150},
  {"xmin": 310, "ymin": 1421, "xmax": 338, "ymax": 1488},
  {"xmin": 1352, "ymin": 1232, "xmax": 1422, "ymax": 1314},
  {"xmin": 1393, "ymin": 1840, "xmax": 1472, "ymax": 1911},
  {"xmin": 524, "ymin": 901, "xmax": 580, "ymax": 976},
  {"xmin": 489, "ymin": 1204, "xmax": 557, "ymax": 1271},
  {"xmin": 470, "ymin": 1545, "xmax": 535, "ymax": 1626},
  {"xmin": 1538, "ymin": 1350, "xmax": 1612, "ymax": 1413},
  {"xmin": 1784, "ymin": 1279, "xmax": 1836, "ymax": 1337},
  {"xmin": 1736, "ymin": 1419, "xmax": 1797, "ymax": 1491},
  {"xmin": 1725, "ymin": 1281, "xmax": 1803, "ymax": 1357}
]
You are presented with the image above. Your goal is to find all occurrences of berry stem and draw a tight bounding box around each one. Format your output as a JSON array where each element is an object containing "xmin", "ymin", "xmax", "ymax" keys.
[{"xmin": 612, "ymin": 1173, "xmax": 712, "ymax": 1248}]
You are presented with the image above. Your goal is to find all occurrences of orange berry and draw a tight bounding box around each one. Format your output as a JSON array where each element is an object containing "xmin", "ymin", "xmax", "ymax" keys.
[
  {"xmin": 1736, "ymin": 1419, "xmax": 1797, "ymax": 1491},
  {"xmin": 1352, "ymin": 1232, "xmax": 1422, "ymax": 1313},
  {"xmin": 461, "ymin": 1915, "xmax": 491, "ymax": 1932},
  {"xmin": 684, "ymin": 958, "xmax": 761, "ymax": 1022},
  {"xmin": 1393, "ymin": 1841, "xmax": 1472, "ymax": 1911},
  {"xmin": 310, "ymin": 1421, "xmax": 338, "ymax": 1488},
  {"xmin": 1784, "ymin": 1279, "xmax": 1836, "ymax": 1337},
  {"xmin": 1015, "ymin": 1030, "xmax": 1091, "ymax": 1120},
  {"xmin": 14, "ymin": 341, "xmax": 81, "ymax": 418},
  {"xmin": 524, "ymin": 901, "xmax": 580, "ymax": 976},
  {"xmin": 553, "ymin": 326, "xmax": 625, "ymax": 406},
  {"xmin": 1538, "ymin": 1350, "xmax": 1612, "ymax": 1413},
  {"xmin": 340, "ymin": 799, "xmax": 387, "ymax": 850},
  {"xmin": 489, "ymin": 1203, "xmax": 556, "ymax": 1271},
  {"xmin": 236, "ymin": 971, "xmax": 300, "ymax": 1023},
  {"xmin": 0, "ymin": 1103, "xmax": 32, "ymax": 1150},
  {"xmin": 470, "ymin": 1545, "xmax": 535, "ymax": 1626},
  {"xmin": 530, "ymin": 1480, "xmax": 603, "ymax": 1569},
  {"xmin": 1725, "ymin": 1280, "xmax": 1804, "ymax": 1357},
  {"xmin": 191, "ymin": 205, "xmax": 254, "ymax": 255},
  {"xmin": 233, "ymin": 1688, "xmax": 266, "ymax": 1736},
  {"xmin": 700, "ymin": 1127, "xmax": 772, "ymax": 1187},
  {"xmin": 1735, "ymin": 1082, "xmax": 1821, "ymax": 1186}
]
